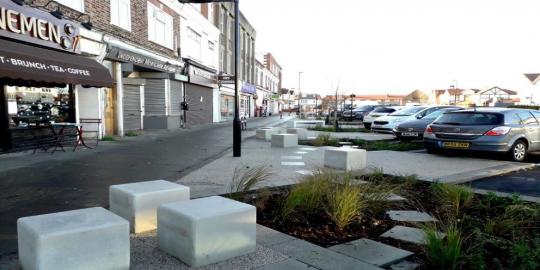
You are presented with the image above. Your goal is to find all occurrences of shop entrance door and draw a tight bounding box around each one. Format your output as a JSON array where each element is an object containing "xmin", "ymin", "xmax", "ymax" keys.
[
  {"xmin": 104, "ymin": 88, "xmax": 115, "ymax": 135},
  {"xmin": 123, "ymin": 84, "xmax": 144, "ymax": 131}
]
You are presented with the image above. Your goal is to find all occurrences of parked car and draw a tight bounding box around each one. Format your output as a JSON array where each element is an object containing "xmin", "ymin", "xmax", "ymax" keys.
[
  {"xmin": 394, "ymin": 107, "xmax": 462, "ymax": 140},
  {"xmin": 424, "ymin": 108, "xmax": 540, "ymax": 161},
  {"xmin": 342, "ymin": 105, "xmax": 382, "ymax": 121},
  {"xmin": 363, "ymin": 106, "xmax": 405, "ymax": 129},
  {"xmin": 371, "ymin": 106, "xmax": 428, "ymax": 133}
]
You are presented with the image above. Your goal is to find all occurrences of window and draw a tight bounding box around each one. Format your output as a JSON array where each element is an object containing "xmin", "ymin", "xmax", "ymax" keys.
[
  {"xmin": 111, "ymin": 0, "xmax": 131, "ymax": 31},
  {"xmin": 147, "ymin": 2, "xmax": 174, "ymax": 49},
  {"xmin": 187, "ymin": 27, "xmax": 202, "ymax": 60},
  {"xmin": 517, "ymin": 111, "xmax": 538, "ymax": 125},
  {"xmin": 56, "ymin": 0, "xmax": 84, "ymax": 12},
  {"xmin": 207, "ymin": 3, "xmax": 215, "ymax": 25},
  {"xmin": 220, "ymin": 8, "xmax": 226, "ymax": 33}
]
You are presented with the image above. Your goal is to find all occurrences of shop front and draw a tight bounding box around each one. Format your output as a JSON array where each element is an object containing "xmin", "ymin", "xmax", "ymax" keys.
[
  {"xmin": 241, "ymin": 83, "xmax": 256, "ymax": 118},
  {"xmin": 105, "ymin": 45, "xmax": 185, "ymax": 131},
  {"xmin": 183, "ymin": 59, "xmax": 218, "ymax": 126},
  {"xmin": 0, "ymin": 0, "xmax": 113, "ymax": 151}
]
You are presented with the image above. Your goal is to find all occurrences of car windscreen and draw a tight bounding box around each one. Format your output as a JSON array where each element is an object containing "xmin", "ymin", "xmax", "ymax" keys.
[
  {"xmin": 372, "ymin": 107, "xmax": 395, "ymax": 113},
  {"xmin": 423, "ymin": 109, "xmax": 457, "ymax": 120},
  {"xmin": 433, "ymin": 112, "xmax": 503, "ymax": 125},
  {"xmin": 389, "ymin": 106, "xmax": 426, "ymax": 116}
]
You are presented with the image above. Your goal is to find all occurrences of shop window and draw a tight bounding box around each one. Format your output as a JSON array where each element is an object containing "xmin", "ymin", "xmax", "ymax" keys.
[
  {"xmin": 7, "ymin": 86, "xmax": 72, "ymax": 128},
  {"xmin": 111, "ymin": 0, "xmax": 131, "ymax": 31},
  {"xmin": 148, "ymin": 2, "xmax": 174, "ymax": 49}
]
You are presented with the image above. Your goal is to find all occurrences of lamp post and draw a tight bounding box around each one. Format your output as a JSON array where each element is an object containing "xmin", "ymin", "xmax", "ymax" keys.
[
  {"xmin": 350, "ymin": 94, "xmax": 355, "ymax": 122},
  {"xmin": 298, "ymin": 71, "xmax": 303, "ymax": 116},
  {"xmin": 178, "ymin": 0, "xmax": 241, "ymax": 156}
]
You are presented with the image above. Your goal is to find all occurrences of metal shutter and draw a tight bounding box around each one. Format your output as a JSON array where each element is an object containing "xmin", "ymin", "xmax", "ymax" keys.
[
  {"xmin": 123, "ymin": 84, "xmax": 142, "ymax": 131},
  {"xmin": 144, "ymin": 79, "xmax": 166, "ymax": 116},
  {"xmin": 169, "ymin": 80, "xmax": 183, "ymax": 116},
  {"xmin": 185, "ymin": 83, "xmax": 213, "ymax": 126}
]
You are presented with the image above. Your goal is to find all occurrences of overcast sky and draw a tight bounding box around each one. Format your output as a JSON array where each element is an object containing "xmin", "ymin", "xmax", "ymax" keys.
[{"xmin": 241, "ymin": 0, "xmax": 540, "ymax": 100}]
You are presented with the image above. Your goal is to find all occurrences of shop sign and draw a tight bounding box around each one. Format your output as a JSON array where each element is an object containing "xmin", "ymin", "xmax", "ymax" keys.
[
  {"xmin": 241, "ymin": 83, "xmax": 256, "ymax": 95},
  {"xmin": 106, "ymin": 46, "xmax": 181, "ymax": 73},
  {"xmin": 218, "ymin": 74, "xmax": 235, "ymax": 84},
  {"xmin": 0, "ymin": 0, "xmax": 81, "ymax": 53},
  {"xmin": 189, "ymin": 65, "xmax": 217, "ymax": 87}
]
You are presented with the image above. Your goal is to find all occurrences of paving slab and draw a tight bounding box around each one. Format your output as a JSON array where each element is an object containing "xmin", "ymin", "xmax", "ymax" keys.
[
  {"xmin": 271, "ymin": 239, "xmax": 384, "ymax": 270},
  {"xmin": 255, "ymin": 259, "xmax": 314, "ymax": 270},
  {"xmin": 329, "ymin": 238, "xmax": 413, "ymax": 267},
  {"xmin": 385, "ymin": 194, "xmax": 407, "ymax": 201},
  {"xmin": 256, "ymin": 225, "xmax": 298, "ymax": 247},
  {"xmin": 389, "ymin": 260, "xmax": 420, "ymax": 270},
  {"xmin": 296, "ymin": 170, "xmax": 314, "ymax": 176},
  {"xmin": 282, "ymin": 161, "xmax": 306, "ymax": 166},
  {"xmin": 386, "ymin": 210, "xmax": 437, "ymax": 222},
  {"xmin": 381, "ymin": 226, "xmax": 445, "ymax": 245},
  {"xmin": 296, "ymin": 151, "xmax": 308, "ymax": 154},
  {"xmin": 282, "ymin": 156, "xmax": 303, "ymax": 160}
]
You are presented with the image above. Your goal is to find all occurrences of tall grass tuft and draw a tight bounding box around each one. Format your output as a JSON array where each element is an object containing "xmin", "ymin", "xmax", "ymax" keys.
[
  {"xmin": 433, "ymin": 183, "xmax": 474, "ymax": 216},
  {"xmin": 424, "ymin": 224, "xmax": 463, "ymax": 270},
  {"xmin": 229, "ymin": 165, "xmax": 273, "ymax": 198},
  {"xmin": 326, "ymin": 174, "xmax": 365, "ymax": 230},
  {"xmin": 311, "ymin": 134, "xmax": 339, "ymax": 147},
  {"xmin": 282, "ymin": 170, "xmax": 331, "ymax": 218}
]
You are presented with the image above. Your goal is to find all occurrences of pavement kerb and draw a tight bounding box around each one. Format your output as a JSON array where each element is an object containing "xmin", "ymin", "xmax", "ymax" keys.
[
  {"xmin": 437, "ymin": 162, "xmax": 536, "ymax": 184},
  {"xmin": 471, "ymin": 188, "xmax": 540, "ymax": 203}
]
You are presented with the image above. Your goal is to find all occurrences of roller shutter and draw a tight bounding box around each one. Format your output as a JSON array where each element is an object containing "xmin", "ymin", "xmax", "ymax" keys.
[
  {"xmin": 170, "ymin": 80, "xmax": 183, "ymax": 116},
  {"xmin": 144, "ymin": 79, "xmax": 166, "ymax": 116},
  {"xmin": 185, "ymin": 83, "xmax": 213, "ymax": 126},
  {"xmin": 123, "ymin": 84, "xmax": 142, "ymax": 131}
]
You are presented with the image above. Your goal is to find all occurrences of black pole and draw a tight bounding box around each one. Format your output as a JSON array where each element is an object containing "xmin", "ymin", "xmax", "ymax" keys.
[
  {"xmin": 350, "ymin": 96, "xmax": 353, "ymax": 122},
  {"xmin": 232, "ymin": 0, "xmax": 241, "ymax": 157},
  {"xmin": 0, "ymin": 84, "xmax": 12, "ymax": 151}
]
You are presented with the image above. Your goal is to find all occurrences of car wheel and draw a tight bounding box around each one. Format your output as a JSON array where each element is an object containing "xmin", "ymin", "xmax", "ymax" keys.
[{"xmin": 509, "ymin": 140, "xmax": 528, "ymax": 162}]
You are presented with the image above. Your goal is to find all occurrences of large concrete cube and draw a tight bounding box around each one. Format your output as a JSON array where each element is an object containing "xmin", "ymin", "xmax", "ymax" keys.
[
  {"xmin": 286, "ymin": 128, "xmax": 308, "ymax": 140},
  {"xmin": 17, "ymin": 207, "xmax": 129, "ymax": 270},
  {"xmin": 271, "ymin": 134, "xmax": 298, "ymax": 148},
  {"xmin": 256, "ymin": 127, "xmax": 279, "ymax": 140},
  {"xmin": 110, "ymin": 180, "xmax": 190, "ymax": 233},
  {"xmin": 324, "ymin": 147, "xmax": 367, "ymax": 171},
  {"xmin": 158, "ymin": 196, "xmax": 256, "ymax": 267}
]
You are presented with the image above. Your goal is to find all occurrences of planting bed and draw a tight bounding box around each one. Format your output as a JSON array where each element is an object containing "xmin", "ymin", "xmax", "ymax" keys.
[
  {"xmin": 300, "ymin": 135, "xmax": 423, "ymax": 151},
  {"xmin": 231, "ymin": 172, "xmax": 540, "ymax": 270}
]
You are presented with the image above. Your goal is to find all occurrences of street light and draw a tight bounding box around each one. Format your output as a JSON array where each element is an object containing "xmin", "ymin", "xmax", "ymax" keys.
[
  {"xmin": 298, "ymin": 71, "xmax": 303, "ymax": 116},
  {"xmin": 350, "ymin": 94, "xmax": 355, "ymax": 122},
  {"xmin": 177, "ymin": 0, "xmax": 241, "ymax": 157}
]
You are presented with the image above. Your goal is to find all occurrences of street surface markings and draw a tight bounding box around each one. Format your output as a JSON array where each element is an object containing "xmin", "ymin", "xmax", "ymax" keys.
[
  {"xmin": 281, "ymin": 156, "xmax": 303, "ymax": 160},
  {"xmin": 296, "ymin": 170, "xmax": 313, "ymax": 175},
  {"xmin": 295, "ymin": 151, "xmax": 308, "ymax": 154},
  {"xmin": 281, "ymin": 161, "xmax": 306, "ymax": 166}
]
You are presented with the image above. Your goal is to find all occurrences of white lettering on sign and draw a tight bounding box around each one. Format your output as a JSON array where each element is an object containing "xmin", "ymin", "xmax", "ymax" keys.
[{"xmin": 0, "ymin": 54, "xmax": 92, "ymax": 76}]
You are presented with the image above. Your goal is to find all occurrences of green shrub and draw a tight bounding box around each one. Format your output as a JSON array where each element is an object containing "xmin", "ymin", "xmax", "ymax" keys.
[
  {"xmin": 509, "ymin": 238, "xmax": 540, "ymax": 270},
  {"xmin": 326, "ymin": 177, "xmax": 364, "ymax": 230},
  {"xmin": 229, "ymin": 165, "xmax": 273, "ymax": 197},
  {"xmin": 508, "ymin": 105, "xmax": 540, "ymax": 110},
  {"xmin": 424, "ymin": 224, "xmax": 463, "ymax": 270},
  {"xmin": 433, "ymin": 183, "xmax": 474, "ymax": 216},
  {"xmin": 125, "ymin": 131, "xmax": 138, "ymax": 137},
  {"xmin": 504, "ymin": 204, "xmax": 539, "ymax": 225},
  {"xmin": 282, "ymin": 170, "xmax": 332, "ymax": 217},
  {"xmin": 311, "ymin": 134, "xmax": 339, "ymax": 147},
  {"xmin": 101, "ymin": 135, "xmax": 116, "ymax": 141}
]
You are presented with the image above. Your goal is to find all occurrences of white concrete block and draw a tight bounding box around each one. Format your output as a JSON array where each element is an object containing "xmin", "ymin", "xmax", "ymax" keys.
[
  {"xmin": 110, "ymin": 180, "xmax": 190, "ymax": 233},
  {"xmin": 271, "ymin": 134, "xmax": 298, "ymax": 148},
  {"xmin": 256, "ymin": 128, "xmax": 280, "ymax": 140},
  {"xmin": 286, "ymin": 128, "xmax": 308, "ymax": 140},
  {"xmin": 158, "ymin": 196, "xmax": 256, "ymax": 267},
  {"xmin": 17, "ymin": 207, "xmax": 129, "ymax": 270},
  {"xmin": 324, "ymin": 147, "xmax": 367, "ymax": 171}
]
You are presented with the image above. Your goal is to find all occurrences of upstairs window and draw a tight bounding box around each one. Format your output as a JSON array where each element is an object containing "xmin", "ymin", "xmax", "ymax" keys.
[
  {"xmin": 148, "ymin": 2, "xmax": 174, "ymax": 49},
  {"xmin": 111, "ymin": 0, "xmax": 131, "ymax": 31},
  {"xmin": 56, "ymin": 0, "xmax": 84, "ymax": 12}
]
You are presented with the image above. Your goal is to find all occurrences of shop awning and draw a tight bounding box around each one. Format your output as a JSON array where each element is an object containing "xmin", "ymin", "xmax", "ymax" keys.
[{"xmin": 0, "ymin": 39, "xmax": 114, "ymax": 88}]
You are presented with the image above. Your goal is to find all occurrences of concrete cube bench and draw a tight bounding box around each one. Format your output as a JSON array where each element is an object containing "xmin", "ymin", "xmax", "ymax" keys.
[
  {"xmin": 256, "ymin": 127, "xmax": 280, "ymax": 140},
  {"xmin": 158, "ymin": 196, "xmax": 256, "ymax": 267},
  {"xmin": 17, "ymin": 207, "xmax": 129, "ymax": 270},
  {"xmin": 271, "ymin": 133, "xmax": 298, "ymax": 148},
  {"xmin": 286, "ymin": 128, "xmax": 308, "ymax": 140},
  {"xmin": 110, "ymin": 180, "xmax": 190, "ymax": 233},
  {"xmin": 324, "ymin": 147, "xmax": 367, "ymax": 171}
]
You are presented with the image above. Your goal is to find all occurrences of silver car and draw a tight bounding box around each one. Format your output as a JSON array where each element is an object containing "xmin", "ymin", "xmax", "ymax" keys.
[{"xmin": 424, "ymin": 108, "xmax": 540, "ymax": 161}]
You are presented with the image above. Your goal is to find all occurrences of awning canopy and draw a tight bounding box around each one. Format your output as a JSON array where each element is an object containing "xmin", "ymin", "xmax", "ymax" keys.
[{"xmin": 0, "ymin": 39, "xmax": 114, "ymax": 88}]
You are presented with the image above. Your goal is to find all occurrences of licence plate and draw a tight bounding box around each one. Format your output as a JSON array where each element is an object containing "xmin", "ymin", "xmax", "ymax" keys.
[
  {"xmin": 401, "ymin": 132, "xmax": 418, "ymax": 137},
  {"xmin": 442, "ymin": 141, "xmax": 470, "ymax": 149}
]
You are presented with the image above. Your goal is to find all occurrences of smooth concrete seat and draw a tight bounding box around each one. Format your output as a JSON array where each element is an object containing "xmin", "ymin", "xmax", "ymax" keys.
[
  {"xmin": 256, "ymin": 127, "xmax": 280, "ymax": 140},
  {"xmin": 110, "ymin": 180, "xmax": 190, "ymax": 233},
  {"xmin": 324, "ymin": 147, "xmax": 367, "ymax": 171},
  {"xmin": 158, "ymin": 196, "xmax": 256, "ymax": 267},
  {"xmin": 17, "ymin": 207, "xmax": 129, "ymax": 270},
  {"xmin": 286, "ymin": 128, "xmax": 308, "ymax": 140},
  {"xmin": 271, "ymin": 133, "xmax": 298, "ymax": 148}
]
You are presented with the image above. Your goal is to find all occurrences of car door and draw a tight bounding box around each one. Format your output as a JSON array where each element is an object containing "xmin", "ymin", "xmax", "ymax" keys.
[{"xmin": 517, "ymin": 111, "xmax": 540, "ymax": 151}]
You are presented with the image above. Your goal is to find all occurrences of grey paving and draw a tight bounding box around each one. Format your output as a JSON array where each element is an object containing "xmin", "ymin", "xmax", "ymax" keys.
[
  {"xmin": 389, "ymin": 260, "xmax": 420, "ymax": 270},
  {"xmin": 281, "ymin": 161, "xmax": 306, "ymax": 166},
  {"xmin": 271, "ymin": 239, "xmax": 384, "ymax": 270},
  {"xmin": 385, "ymin": 194, "xmax": 407, "ymax": 201},
  {"xmin": 296, "ymin": 170, "xmax": 314, "ymax": 176},
  {"xmin": 295, "ymin": 151, "xmax": 308, "ymax": 154},
  {"xmin": 255, "ymin": 259, "xmax": 314, "ymax": 270},
  {"xmin": 381, "ymin": 225, "xmax": 444, "ymax": 245},
  {"xmin": 329, "ymin": 238, "xmax": 413, "ymax": 267},
  {"xmin": 256, "ymin": 225, "xmax": 297, "ymax": 247},
  {"xmin": 282, "ymin": 156, "xmax": 303, "ymax": 160},
  {"xmin": 386, "ymin": 210, "xmax": 437, "ymax": 222}
]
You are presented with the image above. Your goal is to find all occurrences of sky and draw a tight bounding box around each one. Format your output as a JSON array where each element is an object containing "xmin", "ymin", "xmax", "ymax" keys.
[{"xmin": 241, "ymin": 0, "xmax": 540, "ymax": 101}]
